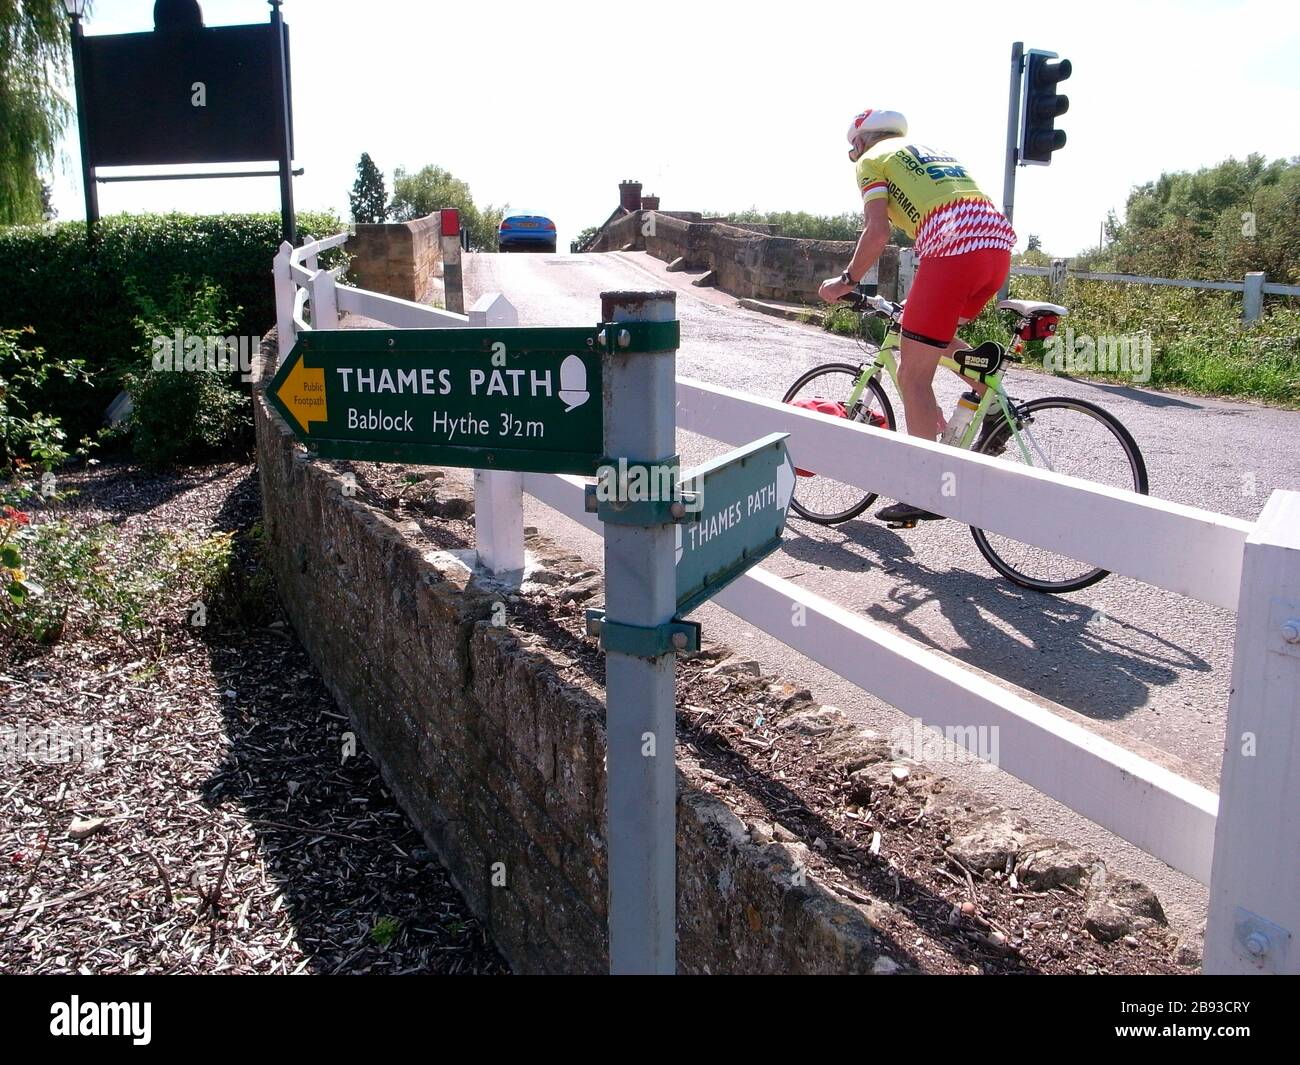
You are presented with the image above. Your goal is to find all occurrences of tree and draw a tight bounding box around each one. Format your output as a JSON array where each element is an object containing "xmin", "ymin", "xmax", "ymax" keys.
[
  {"xmin": 388, "ymin": 164, "xmax": 504, "ymax": 251},
  {"xmin": 348, "ymin": 152, "xmax": 387, "ymax": 225},
  {"xmin": 40, "ymin": 180, "xmax": 55, "ymax": 221},
  {"xmin": 0, "ymin": 1, "xmax": 73, "ymax": 226},
  {"xmin": 1098, "ymin": 154, "xmax": 1300, "ymax": 283},
  {"xmin": 1026, "ymin": 233, "xmax": 1042, "ymax": 252}
]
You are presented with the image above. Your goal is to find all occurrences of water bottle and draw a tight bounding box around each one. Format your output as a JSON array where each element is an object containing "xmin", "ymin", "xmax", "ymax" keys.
[{"xmin": 940, "ymin": 391, "xmax": 981, "ymax": 446}]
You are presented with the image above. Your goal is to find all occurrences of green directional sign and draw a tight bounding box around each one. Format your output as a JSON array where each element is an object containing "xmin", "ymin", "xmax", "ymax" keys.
[
  {"xmin": 266, "ymin": 326, "xmax": 609, "ymax": 475},
  {"xmin": 676, "ymin": 433, "xmax": 795, "ymax": 615}
]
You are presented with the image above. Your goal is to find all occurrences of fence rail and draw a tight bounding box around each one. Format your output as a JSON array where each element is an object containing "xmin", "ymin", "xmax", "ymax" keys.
[
  {"xmin": 1007, "ymin": 260, "xmax": 1299, "ymax": 325},
  {"xmin": 272, "ymin": 231, "xmax": 475, "ymax": 359},
  {"xmin": 892, "ymin": 247, "xmax": 1297, "ymax": 322},
  {"xmin": 1011, "ymin": 262, "xmax": 1300, "ymax": 297},
  {"xmin": 677, "ymin": 378, "xmax": 1253, "ymax": 611}
]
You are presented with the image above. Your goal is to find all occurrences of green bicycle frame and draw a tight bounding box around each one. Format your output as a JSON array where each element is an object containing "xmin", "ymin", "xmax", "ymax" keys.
[{"xmin": 844, "ymin": 328, "xmax": 1034, "ymax": 463}]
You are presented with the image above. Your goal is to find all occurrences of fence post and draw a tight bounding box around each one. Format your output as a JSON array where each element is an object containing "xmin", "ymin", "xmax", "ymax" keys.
[
  {"xmin": 441, "ymin": 209, "xmax": 465, "ymax": 315},
  {"xmin": 470, "ymin": 293, "xmax": 525, "ymax": 576},
  {"xmin": 273, "ymin": 241, "xmax": 296, "ymax": 365},
  {"xmin": 600, "ymin": 289, "xmax": 679, "ymax": 974},
  {"xmin": 1204, "ymin": 489, "xmax": 1300, "ymax": 973},
  {"xmin": 1243, "ymin": 271, "xmax": 1265, "ymax": 325},
  {"xmin": 1049, "ymin": 258, "xmax": 1069, "ymax": 303},
  {"xmin": 308, "ymin": 268, "xmax": 339, "ymax": 329},
  {"xmin": 897, "ymin": 248, "xmax": 917, "ymax": 299}
]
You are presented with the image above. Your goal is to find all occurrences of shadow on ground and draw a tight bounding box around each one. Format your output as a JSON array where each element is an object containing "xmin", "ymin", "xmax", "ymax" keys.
[
  {"xmin": 780, "ymin": 516, "xmax": 1208, "ymax": 722},
  {"xmin": 195, "ymin": 469, "xmax": 506, "ymax": 974}
]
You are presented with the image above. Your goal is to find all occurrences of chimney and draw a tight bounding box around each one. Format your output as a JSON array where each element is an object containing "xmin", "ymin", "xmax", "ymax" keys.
[
  {"xmin": 618, "ymin": 179, "xmax": 643, "ymax": 212},
  {"xmin": 640, "ymin": 193, "xmax": 660, "ymax": 211}
]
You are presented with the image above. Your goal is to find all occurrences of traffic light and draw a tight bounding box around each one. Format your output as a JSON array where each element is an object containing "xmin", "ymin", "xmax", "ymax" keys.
[{"xmin": 1020, "ymin": 49, "xmax": 1071, "ymax": 165}]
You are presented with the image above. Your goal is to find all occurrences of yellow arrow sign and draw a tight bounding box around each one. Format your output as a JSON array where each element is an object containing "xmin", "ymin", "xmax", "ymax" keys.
[{"xmin": 275, "ymin": 353, "xmax": 328, "ymax": 434}]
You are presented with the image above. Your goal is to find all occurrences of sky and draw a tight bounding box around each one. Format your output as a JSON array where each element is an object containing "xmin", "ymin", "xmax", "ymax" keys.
[{"xmin": 47, "ymin": 0, "xmax": 1300, "ymax": 255}]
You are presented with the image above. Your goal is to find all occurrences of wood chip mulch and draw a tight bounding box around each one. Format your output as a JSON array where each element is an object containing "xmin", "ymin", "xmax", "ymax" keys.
[{"xmin": 0, "ymin": 459, "xmax": 506, "ymax": 975}]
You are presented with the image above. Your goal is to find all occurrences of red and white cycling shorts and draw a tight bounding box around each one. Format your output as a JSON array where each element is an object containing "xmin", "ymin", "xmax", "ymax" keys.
[{"xmin": 900, "ymin": 246, "xmax": 1012, "ymax": 348}]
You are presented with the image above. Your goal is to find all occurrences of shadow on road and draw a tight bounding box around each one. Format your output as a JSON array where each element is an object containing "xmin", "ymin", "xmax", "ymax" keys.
[
  {"xmin": 780, "ymin": 517, "xmax": 1209, "ymax": 722},
  {"xmin": 1050, "ymin": 375, "xmax": 1205, "ymax": 411}
]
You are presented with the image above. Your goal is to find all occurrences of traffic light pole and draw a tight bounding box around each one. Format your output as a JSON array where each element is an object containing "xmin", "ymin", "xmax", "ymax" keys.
[{"xmin": 1000, "ymin": 41, "xmax": 1024, "ymax": 299}]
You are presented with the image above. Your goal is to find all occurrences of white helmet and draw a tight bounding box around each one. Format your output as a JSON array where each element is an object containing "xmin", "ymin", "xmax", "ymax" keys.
[{"xmin": 847, "ymin": 109, "xmax": 908, "ymax": 160}]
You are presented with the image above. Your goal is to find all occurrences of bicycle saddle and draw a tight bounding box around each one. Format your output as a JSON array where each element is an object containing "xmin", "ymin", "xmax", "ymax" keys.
[{"xmin": 997, "ymin": 299, "xmax": 1067, "ymax": 317}]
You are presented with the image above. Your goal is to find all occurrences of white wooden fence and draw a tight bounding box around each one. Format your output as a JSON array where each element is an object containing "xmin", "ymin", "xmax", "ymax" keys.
[
  {"xmin": 272, "ymin": 232, "xmax": 1300, "ymax": 974},
  {"xmin": 271, "ymin": 229, "xmax": 524, "ymax": 582},
  {"xmin": 894, "ymin": 249, "xmax": 1299, "ymax": 323},
  {"xmin": 272, "ymin": 233, "xmax": 512, "ymax": 349}
]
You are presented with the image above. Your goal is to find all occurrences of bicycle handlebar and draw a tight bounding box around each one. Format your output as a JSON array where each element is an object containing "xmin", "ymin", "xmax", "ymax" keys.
[
  {"xmin": 835, "ymin": 286, "xmax": 1025, "ymax": 364},
  {"xmin": 838, "ymin": 288, "xmax": 903, "ymax": 321}
]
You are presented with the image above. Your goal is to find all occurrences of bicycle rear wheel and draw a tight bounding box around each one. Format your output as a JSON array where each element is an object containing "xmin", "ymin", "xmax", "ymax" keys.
[
  {"xmin": 781, "ymin": 363, "xmax": 896, "ymax": 525},
  {"xmin": 970, "ymin": 396, "xmax": 1149, "ymax": 593}
]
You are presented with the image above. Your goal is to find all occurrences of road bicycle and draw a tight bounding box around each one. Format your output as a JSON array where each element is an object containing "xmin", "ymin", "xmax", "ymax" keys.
[{"xmin": 781, "ymin": 290, "xmax": 1148, "ymax": 593}]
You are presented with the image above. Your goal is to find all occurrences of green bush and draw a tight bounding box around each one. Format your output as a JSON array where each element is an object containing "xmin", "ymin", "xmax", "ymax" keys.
[
  {"xmin": 0, "ymin": 211, "xmax": 343, "ymax": 440},
  {"xmin": 715, "ymin": 209, "xmax": 913, "ymax": 247},
  {"xmin": 821, "ymin": 275, "xmax": 1299, "ymax": 404},
  {"xmin": 124, "ymin": 279, "xmax": 252, "ymax": 466},
  {"xmin": 0, "ymin": 326, "xmax": 93, "ymax": 469},
  {"xmin": 0, "ymin": 519, "xmax": 239, "ymax": 654},
  {"xmin": 954, "ymin": 278, "xmax": 1300, "ymax": 403}
]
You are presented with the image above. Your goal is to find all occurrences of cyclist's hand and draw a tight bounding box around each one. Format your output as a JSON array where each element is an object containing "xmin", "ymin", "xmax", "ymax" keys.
[{"xmin": 819, "ymin": 276, "xmax": 853, "ymax": 303}]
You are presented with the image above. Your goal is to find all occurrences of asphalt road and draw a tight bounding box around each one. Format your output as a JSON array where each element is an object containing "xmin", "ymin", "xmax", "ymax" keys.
[{"xmin": 464, "ymin": 248, "xmax": 1300, "ymax": 936}]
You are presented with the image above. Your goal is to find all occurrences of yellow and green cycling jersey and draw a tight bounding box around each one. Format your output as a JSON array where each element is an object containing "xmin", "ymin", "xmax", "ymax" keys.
[{"xmin": 855, "ymin": 140, "xmax": 1015, "ymax": 258}]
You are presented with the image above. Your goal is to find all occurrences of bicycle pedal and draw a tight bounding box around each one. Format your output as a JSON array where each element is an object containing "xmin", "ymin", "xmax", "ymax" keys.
[{"xmin": 881, "ymin": 518, "xmax": 919, "ymax": 530}]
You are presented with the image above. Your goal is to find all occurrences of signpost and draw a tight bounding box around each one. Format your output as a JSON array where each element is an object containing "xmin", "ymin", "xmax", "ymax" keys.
[
  {"xmin": 676, "ymin": 434, "xmax": 795, "ymax": 615},
  {"xmin": 586, "ymin": 308, "xmax": 795, "ymax": 972},
  {"xmin": 266, "ymin": 326, "xmax": 606, "ymax": 475}
]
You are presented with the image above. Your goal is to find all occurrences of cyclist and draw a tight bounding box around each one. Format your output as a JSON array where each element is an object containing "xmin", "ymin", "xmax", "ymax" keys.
[{"xmin": 818, "ymin": 109, "xmax": 1016, "ymax": 524}]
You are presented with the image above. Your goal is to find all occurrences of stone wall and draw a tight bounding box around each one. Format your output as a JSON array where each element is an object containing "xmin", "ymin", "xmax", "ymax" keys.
[
  {"xmin": 347, "ymin": 215, "xmax": 450, "ymax": 307},
  {"xmin": 252, "ymin": 343, "xmax": 901, "ymax": 975},
  {"xmin": 594, "ymin": 209, "xmax": 901, "ymax": 303},
  {"xmin": 588, "ymin": 210, "xmax": 643, "ymax": 253}
]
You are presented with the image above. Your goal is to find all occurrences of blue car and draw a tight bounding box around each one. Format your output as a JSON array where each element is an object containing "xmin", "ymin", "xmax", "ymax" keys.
[{"xmin": 499, "ymin": 211, "xmax": 557, "ymax": 252}]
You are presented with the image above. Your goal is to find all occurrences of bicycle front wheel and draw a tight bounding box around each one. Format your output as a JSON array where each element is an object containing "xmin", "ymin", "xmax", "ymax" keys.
[
  {"xmin": 781, "ymin": 362, "xmax": 896, "ymax": 525},
  {"xmin": 970, "ymin": 397, "xmax": 1149, "ymax": 594}
]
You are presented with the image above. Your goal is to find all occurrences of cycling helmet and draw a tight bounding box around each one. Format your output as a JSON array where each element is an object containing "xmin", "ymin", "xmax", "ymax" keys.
[{"xmin": 847, "ymin": 110, "xmax": 908, "ymax": 160}]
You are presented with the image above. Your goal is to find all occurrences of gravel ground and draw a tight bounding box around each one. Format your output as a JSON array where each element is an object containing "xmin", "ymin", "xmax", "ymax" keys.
[{"xmin": 0, "ymin": 460, "xmax": 505, "ymax": 975}]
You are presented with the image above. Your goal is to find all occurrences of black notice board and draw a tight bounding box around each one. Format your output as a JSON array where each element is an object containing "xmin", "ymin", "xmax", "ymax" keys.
[{"xmin": 81, "ymin": 22, "xmax": 293, "ymax": 167}]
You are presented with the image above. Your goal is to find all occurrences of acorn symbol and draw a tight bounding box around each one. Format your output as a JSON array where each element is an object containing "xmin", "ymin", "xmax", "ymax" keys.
[{"xmin": 558, "ymin": 355, "xmax": 590, "ymax": 412}]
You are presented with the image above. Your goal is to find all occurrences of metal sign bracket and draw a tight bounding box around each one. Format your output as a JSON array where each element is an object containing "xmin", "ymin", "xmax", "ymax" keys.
[
  {"xmin": 595, "ymin": 320, "xmax": 681, "ymax": 354},
  {"xmin": 584, "ymin": 610, "xmax": 701, "ymax": 658}
]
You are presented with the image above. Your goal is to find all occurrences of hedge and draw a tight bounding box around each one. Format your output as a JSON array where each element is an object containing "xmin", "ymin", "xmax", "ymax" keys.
[{"xmin": 0, "ymin": 211, "xmax": 343, "ymax": 440}]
